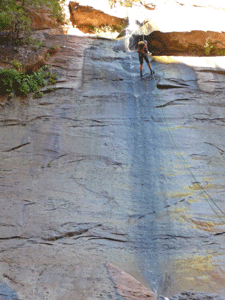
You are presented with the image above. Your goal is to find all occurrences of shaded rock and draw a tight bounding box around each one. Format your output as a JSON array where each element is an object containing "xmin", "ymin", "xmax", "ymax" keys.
[
  {"xmin": 170, "ymin": 291, "xmax": 225, "ymax": 300},
  {"xmin": 106, "ymin": 263, "xmax": 157, "ymax": 300},
  {"xmin": 0, "ymin": 282, "xmax": 19, "ymax": 300},
  {"xmin": 69, "ymin": 1, "xmax": 128, "ymax": 33},
  {"xmin": 157, "ymin": 78, "xmax": 189, "ymax": 89}
]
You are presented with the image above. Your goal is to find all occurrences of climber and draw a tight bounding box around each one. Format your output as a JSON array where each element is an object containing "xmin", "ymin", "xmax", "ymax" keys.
[{"xmin": 137, "ymin": 40, "xmax": 154, "ymax": 77}]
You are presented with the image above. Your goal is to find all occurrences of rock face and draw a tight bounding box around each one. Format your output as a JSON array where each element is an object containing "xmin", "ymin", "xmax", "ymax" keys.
[
  {"xmin": 0, "ymin": 34, "xmax": 225, "ymax": 299},
  {"xmin": 130, "ymin": 30, "xmax": 225, "ymax": 56},
  {"xmin": 69, "ymin": 1, "xmax": 128, "ymax": 33},
  {"xmin": 0, "ymin": 31, "xmax": 61, "ymax": 73}
]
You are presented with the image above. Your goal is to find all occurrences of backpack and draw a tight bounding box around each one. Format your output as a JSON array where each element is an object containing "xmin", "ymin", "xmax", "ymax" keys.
[{"xmin": 138, "ymin": 41, "xmax": 146, "ymax": 53}]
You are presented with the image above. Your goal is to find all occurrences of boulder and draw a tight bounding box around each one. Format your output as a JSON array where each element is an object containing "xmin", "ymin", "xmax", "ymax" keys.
[
  {"xmin": 130, "ymin": 30, "xmax": 225, "ymax": 56},
  {"xmin": 106, "ymin": 263, "xmax": 157, "ymax": 300},
  {"xmin": 69, "ymin": 1, "xmax": 128, "ymax": 33}
]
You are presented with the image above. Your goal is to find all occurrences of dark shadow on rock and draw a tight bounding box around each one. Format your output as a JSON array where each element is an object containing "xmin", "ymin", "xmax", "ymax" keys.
[
  {"xmin": 170, "ymin": 291, "xmax": 225, "ymax": 300},
  {"xmin": 0, "ymin": 282, "xmax": 19, "ymax": 300}
]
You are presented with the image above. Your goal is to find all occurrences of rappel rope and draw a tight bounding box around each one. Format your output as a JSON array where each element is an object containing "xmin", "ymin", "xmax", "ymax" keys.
[
  {"xmin": 138, "ymin": 28, "xmax": 224, "ymax": 224},
  {"xmin": 149, "ymin": 57, "xmax": 225, "ymax": 225}
]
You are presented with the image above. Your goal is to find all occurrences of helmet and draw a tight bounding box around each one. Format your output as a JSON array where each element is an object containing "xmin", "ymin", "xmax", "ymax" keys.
[{"xmin": 144, "ymin": 40, "xmax": 147, "ymax": 43}]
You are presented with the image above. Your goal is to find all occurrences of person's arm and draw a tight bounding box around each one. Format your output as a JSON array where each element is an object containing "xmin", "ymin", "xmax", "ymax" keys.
[{"xmin": 145, "ymin": 42, "xmax": 149, "ymax": 54}]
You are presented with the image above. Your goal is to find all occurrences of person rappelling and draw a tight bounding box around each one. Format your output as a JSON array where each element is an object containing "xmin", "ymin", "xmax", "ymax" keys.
[{"xmin": 137, "ymin": 40, "xmax": 154, "ymax": 77}]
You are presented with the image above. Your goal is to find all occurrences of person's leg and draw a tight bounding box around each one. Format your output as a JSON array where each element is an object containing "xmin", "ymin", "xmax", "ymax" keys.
[
  {"xmin": 144, "ymin": 54, "xmax": 154, "ymax": 75},
  {"xmin": 139, "ymin": 54, "xmax": 143, "ymax": 77},
  {"xmin": 147, "ymin": 62, "xmax": 154, "ymax": 75},
  {"xmin": 140, "ymin": 64, "xmax": 143, "ymax": 77}
]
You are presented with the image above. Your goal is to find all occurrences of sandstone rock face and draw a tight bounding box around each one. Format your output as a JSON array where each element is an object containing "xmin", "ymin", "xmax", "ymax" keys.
[
  {"xmin": 26, "ymin": 8, "xmax": 58, "ymax": 30},
  {"xmin": 69, "ymin": 1, "xmax": 128, "ymax": 33},
  {"xmin": 1, "ymin": 34, "xmax": 225, "ymax": 299},
  {"xmin": 0, "ymin": 31, "xmax": 61, "ymax": 73},
  {"xmin": 130, "ymin": 31, "xmax": 225, "ymax": 56}
]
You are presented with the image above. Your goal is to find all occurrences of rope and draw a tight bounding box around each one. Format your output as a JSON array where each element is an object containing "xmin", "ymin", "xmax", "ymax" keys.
[{"xmin": 150, "ymin": 67, "xmax": 225, "ymax": 225}]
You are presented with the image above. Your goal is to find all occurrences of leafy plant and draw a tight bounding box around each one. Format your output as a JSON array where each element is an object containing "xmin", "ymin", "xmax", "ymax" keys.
[
  {"xmin": 11, "ymin": 60, "xmax": 23, "ymax": 71},
  {"xmin": 94, "ymin": 24, "xmax": 124, "ymax": 38},
  {"xmin": 42, "ymin": 65, "xmax": 50, "ymax": 71},
  {"xmin": 0, "ymin": 0, "xmax": 65, "ymax": 40},
  {"xmin": 216, "ymin": 49, "xmax": 225, "ymax": 56},
  {"xmin": 49, "ymin": 43, "xmax": 60, "ymax": 53},
  {"xmin": 49, "ymin": 73, "xmax": 57, "ymax": 85},
  {"xmin": 34, "ymin": 91, "xmax": 44, "ymax": 98},
  {"xmin": 0, "ymin": 67, "xmax": 46, "ymax": 96},
  {"xmin": 49, "ymin": 78, "xmax": 56, "ymax": 84},
  {"xmin": 46, "ymin": 53, "xmax": 51, "ymax": 61},
  {"xmin": 118, "ymin": 0, "xmax": 141, "ymax": 7},
  {"xmin": 0, "ymin": 1, "xmax": 30, "ymax": 39},
  {"xmin": 204, "ymin": 38, "xmax": 214, "ymax": 55},
  {"xmin": 26, "ymin": 37, "xmax": 45, "ymax": 50},
  {"xmin": 50, "ymin": 72, "xmax": 57, "ymax": 80}
]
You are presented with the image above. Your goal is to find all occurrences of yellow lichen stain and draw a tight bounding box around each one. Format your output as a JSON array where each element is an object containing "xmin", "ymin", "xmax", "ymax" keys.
[
  {"xmin": 166, "ymin": 191, "xmax": 192, "ymax": 199},
  {"xmin": 116, "ymin": 182, "xmax": 133, "ymax": 191},
  {"xmin": 174, "ymin": 152, "xmax": 184, "ymax": 156},
  {"xmin": 189, "ymin": 218, "xmax": 215, "ymax": 232},
  {"xmin": 175, "ymin": 253, "xmax": 214, "ymax": 274},
  {"xmin": 163, "ymin": 172, "xmax": 176, "ymax": 177},
  {"xmin": 160, "ymin": 253, "xmax": 225, "ymax": 296},
  {"xmin": 187, "ymin": 182, "xmax": 214, "ymax": 191},
  {"xmin": 169, "ymin": 125, "xmax": 183, "ymax": 130},
  {"xmin": 191, "ymin": 155, "xmax": 210, "ymax": 161},
  {"xmin": 168, "ymin": 206, "xmax": 190, "ymax": 223},
  {"xmin": 187, "ymin": 198, "xmax": 198, "ymax": 203},
  {"xmin": 189, "ymin": 218, "xmax": 225, "ymax": 232}
]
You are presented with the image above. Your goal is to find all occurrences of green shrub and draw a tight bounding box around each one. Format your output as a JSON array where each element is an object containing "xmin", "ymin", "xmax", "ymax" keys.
[
  {"xmin": 216, "ymin": 49, "xmax": 225, "ymax": 56},
  {"xmin": 46, "ymin": 53, "xmax": 51, "ymax": 61},
  {"xmin": 118, "ymin": 0, "xmax": 141, "ymax": 7},
  {"xmin": 0, "ymin": 0, "xmax": 65, "ymax": 40},
  {"xmin": 34, "ymin": 91, "xmax": 44, "ymax": 98},
  {"xmin": 11, "ymin": 60, "xmax": 23, "ymax": 71},
  {"xmin": 50, "ymin": 72, "xmax": 57, "ymax": 80},
  {"xmin": 50, "ymin": 43, "xmax": 60, "ymax": 53},
  {"xmin": 0, "ymin": 2, "xmax": 30, "ymax": 38},
  {"xmin": 42, "ymin": 65, "xmax": 50, "ymax": 71},
  {"xmin": 0, "ymin": 68, "xmax": 21, "ymax": 93},
  {"xmin": 26, "ymin": 37, "xmax": 45, "ymax": 50},
  {"xmin": 49, "ymin": 78, "xmax": 56, "ymax": 84},
  {"xmin": 0, "ymin": 67, "xmax": 47, "ymax": 96},
  {"xmin": 204, "ymin": 38, "xmax": 214, "ymax": 55}
]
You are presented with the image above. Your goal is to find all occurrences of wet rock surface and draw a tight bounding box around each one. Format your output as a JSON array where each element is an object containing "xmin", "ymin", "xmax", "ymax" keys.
[{"xmin": 0, "ymin": 34, "xmax": 225, "ymax": 299}]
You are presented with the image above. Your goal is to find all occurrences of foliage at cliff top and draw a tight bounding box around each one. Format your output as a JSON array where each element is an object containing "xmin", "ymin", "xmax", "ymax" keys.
[
  {"xmin": 109, "ymin": 0, "xmax": 141, "ymax": 8},
  {"xmin": 0, "ymin": 0, "xmax": 65, "ymax": 38}
]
